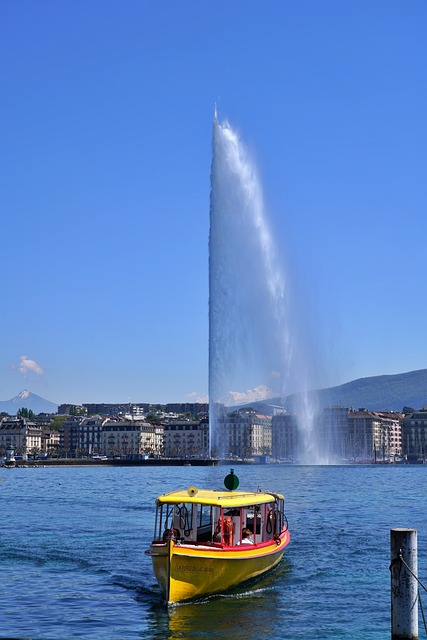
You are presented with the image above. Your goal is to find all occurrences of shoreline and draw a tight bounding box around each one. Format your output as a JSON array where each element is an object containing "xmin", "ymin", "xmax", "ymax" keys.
[{"xmin": 8, "ymin": 457, "xmax": 219, "ymax": 468}]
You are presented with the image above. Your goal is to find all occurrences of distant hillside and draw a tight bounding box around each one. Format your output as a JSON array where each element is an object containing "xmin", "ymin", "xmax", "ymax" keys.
[
  {"xmin": 0, "ymin": 390, "xmax": 58, "ymax": 415},
  {"xmin": 310, "ymin": 369, "xmax": 427, "ymax": 411},
  {"xmin": 243, "ymin": 369, "xmax": 427, "ymax": 414}
]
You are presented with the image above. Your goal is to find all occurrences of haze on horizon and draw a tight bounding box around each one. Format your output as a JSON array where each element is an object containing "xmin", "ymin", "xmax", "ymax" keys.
[{"xmin": 1, "ymin": 2, "xmax": 426, "ymax": 406}]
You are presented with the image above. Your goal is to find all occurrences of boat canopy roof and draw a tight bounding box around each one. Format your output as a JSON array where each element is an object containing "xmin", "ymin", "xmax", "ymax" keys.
[{"xmin": 156, "ymin": 487, "xmax": 284, "ymax": 507}]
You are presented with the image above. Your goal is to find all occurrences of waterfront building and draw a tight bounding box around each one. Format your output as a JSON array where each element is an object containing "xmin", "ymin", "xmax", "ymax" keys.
[
  {"xmin": 162, "ymin": 420, "xmax": 208, "ymax": 458},
  {"xmin": 217, "ymin": 409, "xmax": 272, "ymax": 459},
  {"xmin": 318, "ymin": 407, "xmax": 351, "ymax": 460},
  {"xmin": 41, "ymin": 428, "xmax": 60, "ymax": 456},
  {"xmin": 100, "ymin": 420, "xmax": 163, "ymax": 457},
  {"xmin": 271, "ymin": 412, "xmax": 298, "ymax": 460},
  {"xmin": 0, "ymin": 417, "xmax": 42, "ymax": 456},
  {"xmin": 60, "ymin": 416, "xmax": 84, "ymax": 456},
  {"xmin": 401, "ymin": 408, "xmax": 427, "ymax": 460},
  {"xmin": 374, "ymin": 411, "xmax": 402, "ymax": 458},
  {"xmin": 79, "ymin": 416, "xmax": 105, "ymax": 455},
  {"xmin": 59, "ymin": 416, "xmax": 163, "ymax": 458},
  {"xmin": 347, "ymin": 410, "xmax": 380, "ymax": 460},
  {"xmin": 347, "ymin": 409, "xmax": 402, "ymax": 461}
]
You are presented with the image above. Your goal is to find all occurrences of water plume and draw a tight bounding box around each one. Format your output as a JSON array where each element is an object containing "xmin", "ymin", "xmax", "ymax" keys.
[{"xmin": 208, "ymin": 113, "xmax": 335, "ymax": 464}]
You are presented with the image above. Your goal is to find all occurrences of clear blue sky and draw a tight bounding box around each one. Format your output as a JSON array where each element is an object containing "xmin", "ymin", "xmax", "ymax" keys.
[{"xmin": 1, "ymin": 1, "xmax": 426, "ymax": 405}]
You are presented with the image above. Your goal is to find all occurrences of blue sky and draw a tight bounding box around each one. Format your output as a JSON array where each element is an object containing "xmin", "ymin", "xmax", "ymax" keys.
[{"xmin": 1, "ymin": 1, "xmax": 426, "ymax": 405}]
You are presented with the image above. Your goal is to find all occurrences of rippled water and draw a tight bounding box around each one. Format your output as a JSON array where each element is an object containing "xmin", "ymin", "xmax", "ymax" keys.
[{"xmin": 1, "ymin": 463, "xmax": 426, "ymax": 639}]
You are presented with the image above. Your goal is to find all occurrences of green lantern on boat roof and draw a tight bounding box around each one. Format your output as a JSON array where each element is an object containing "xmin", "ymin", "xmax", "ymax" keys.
[{"xmin": 224, "ymin": 469, "xmax": 239, "ymax": 491}]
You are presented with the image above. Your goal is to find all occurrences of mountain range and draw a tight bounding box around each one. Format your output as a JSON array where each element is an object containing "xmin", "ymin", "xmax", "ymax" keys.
[
  {"xmin": 244, "ymin": 368, "xmax": 427, "ymax": 414},
  {"xmin": 1, "ymin": 369, "xmax": 427, "ymax": 416}
]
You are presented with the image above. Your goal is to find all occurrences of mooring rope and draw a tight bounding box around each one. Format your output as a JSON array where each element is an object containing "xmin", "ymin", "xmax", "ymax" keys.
[
  {"xmin": 395, "ymin": 553, "xmax": 427, "ymax": 636},
  {"xmin": 419, "ymin": 589, "xmax": 427, "ymax": 637},
  {"xmin": 398, "ymin": 553, "xmax": 427, "ymax": 593}
]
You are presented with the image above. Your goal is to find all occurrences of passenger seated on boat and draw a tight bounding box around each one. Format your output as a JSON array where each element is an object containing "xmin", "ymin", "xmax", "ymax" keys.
[{"xmin": 238, "ymin": 528, "xmax": 254, "ymax": 545}]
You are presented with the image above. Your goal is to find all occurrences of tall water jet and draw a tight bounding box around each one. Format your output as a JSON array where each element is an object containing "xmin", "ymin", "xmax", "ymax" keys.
[
  {"xmin": 208, "ymin": 113, "xmax": 337, "ymax": 464},
  {"xmin": 209, "ymin": 113, "xmax": 289, "ymax": 458}
]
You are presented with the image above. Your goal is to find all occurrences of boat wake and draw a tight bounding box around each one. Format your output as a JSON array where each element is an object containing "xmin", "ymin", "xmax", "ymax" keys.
[{"xmin": 170, "ymin": 561, "xmax": 290, "ymax": 608}]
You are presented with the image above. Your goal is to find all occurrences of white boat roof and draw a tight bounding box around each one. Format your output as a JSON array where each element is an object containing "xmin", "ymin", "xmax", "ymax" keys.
[{"xmin": 156, "ymin": 487, "xmax": 284, "ymax": 507}]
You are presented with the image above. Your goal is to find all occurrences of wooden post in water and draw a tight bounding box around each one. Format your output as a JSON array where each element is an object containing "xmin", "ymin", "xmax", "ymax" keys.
[{"xmin": 390, "ymin": 528, "xmax": 418, "ymax": 640}]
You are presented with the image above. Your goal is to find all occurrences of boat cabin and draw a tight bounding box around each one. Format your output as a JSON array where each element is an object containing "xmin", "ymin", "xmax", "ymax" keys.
[{"xmin": 152, "ymin": 488, "xmax": 286, "ymax": 547}]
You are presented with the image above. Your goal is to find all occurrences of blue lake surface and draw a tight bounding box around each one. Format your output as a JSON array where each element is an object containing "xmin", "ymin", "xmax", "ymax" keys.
[{"xmin": 1, "ymin": 463, "xmax": 427, "ymax": 639}]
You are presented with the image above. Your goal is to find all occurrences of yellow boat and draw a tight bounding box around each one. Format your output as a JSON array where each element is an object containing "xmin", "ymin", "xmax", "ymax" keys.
[{"xmin": 146, "ymin": 470, "xmax": 290, "ymax": 604}]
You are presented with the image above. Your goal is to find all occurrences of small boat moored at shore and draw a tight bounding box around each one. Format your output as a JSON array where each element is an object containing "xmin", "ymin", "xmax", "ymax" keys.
[{"xmin": 145, "ymin": 469, "xmax": 290, "ymax": 604}]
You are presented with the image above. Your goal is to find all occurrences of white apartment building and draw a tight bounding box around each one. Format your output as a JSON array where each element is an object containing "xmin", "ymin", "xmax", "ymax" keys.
[
  {"xmin": 101, "ymin": 420, "xmax": 163, "ymax": 457},
  {"xmin": 0, "ymin": 417, "xmax": 42, "ymax": 455},
  {"xmin": 217, "ymin": 409, "xmax": 272, "ymax": 459},
  {"xmin": 347, "ymin": 409, "xmax": 402, "ymax": 460},
  {"xmin": 163, "ymin": 421, "xmax": 208, "ymax": 458}
]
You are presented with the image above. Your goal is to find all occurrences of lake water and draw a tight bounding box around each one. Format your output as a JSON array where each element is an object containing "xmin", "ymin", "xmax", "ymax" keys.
[{"xmin": 1, "ymin": 463, "xmax": 427, "ymax": 639}]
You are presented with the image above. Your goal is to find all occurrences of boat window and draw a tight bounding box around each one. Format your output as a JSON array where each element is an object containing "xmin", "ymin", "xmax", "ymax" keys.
[
  {"xmin": 164, "ymin": 504, "xmax": 175, "ymax": 530},
  {"xmin": 154, "ymin": 502, "xmax": 163, "ymax": 540},
  {"xmin": 155, "ymin": 503, "xmax": 176, "ymax": 540},
  {"xmin": 193, "ymin": 505, "xmax": 214, "ymax": 543},
  {"xmin": 198, "ymin": 504, "xmax": 212, "ymax": 528},
  {"xmin": 265, "ymin": 502, "xmax": 277, "ymax": 538},
  {"xmin": 277, "ymin": 498, "xmax": 286, "ymax": 532},
  {"xmin": 245, "ymin": 506, "xmax": 261, "ymax": 537},
  {"xmin": 174, "ymin": 503, "xmax": 194, "ymax": 536}
]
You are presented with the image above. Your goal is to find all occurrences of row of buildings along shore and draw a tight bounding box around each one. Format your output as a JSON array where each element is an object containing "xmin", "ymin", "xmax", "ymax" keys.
[{"xmin": 2, "ymin": 401, "xmax": 427, "ymax": 462}]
